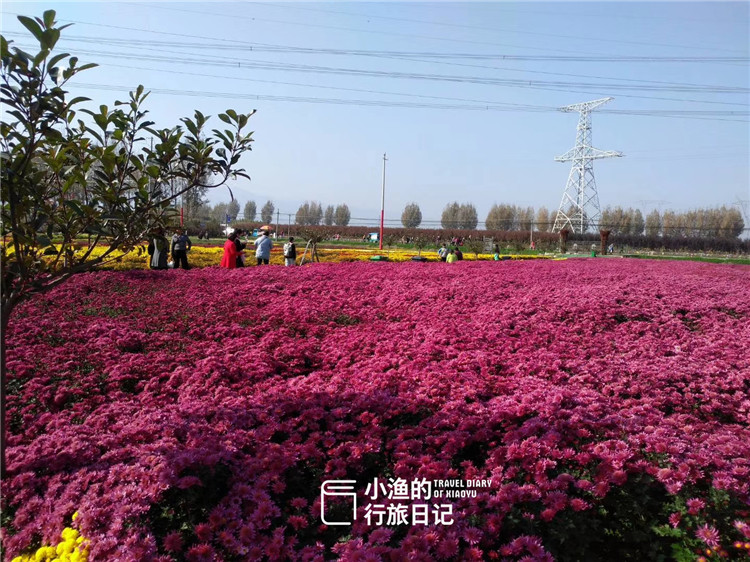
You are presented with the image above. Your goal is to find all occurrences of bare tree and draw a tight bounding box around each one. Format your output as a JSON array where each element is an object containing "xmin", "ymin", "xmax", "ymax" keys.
[
  {"xmin": 261, "ymin": 200, "xmax": 275, "ymax": 224},
  {"xmin": 441, "ymin": 202, "xmax": 461, "ymax": 229},
  {"xmin": 334, "ymin": 204, "xmax": 351, "ymax": 226},
  {"xmin": 244, "ymin": 201, "xmax": 257, "ymax": 221},
  {"xmin": 401, "ymin": 203, "xmax": 422, "ymax": 228}
]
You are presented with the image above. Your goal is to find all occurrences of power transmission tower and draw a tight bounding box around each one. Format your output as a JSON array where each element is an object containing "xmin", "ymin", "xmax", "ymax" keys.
[{"xmin": 552, "ymin": 97, "xmax": 622, "ymax": 234}]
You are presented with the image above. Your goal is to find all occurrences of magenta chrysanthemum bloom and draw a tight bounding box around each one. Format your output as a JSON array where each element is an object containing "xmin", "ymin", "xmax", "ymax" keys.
[
  {"xmin": 687, "ymin": 498, "xmax": 706, "ymax": 515},
  {"xmin": 162, "ymin": 531, "xmax": 183, "ymax": 553},
  {"xmin": 668, "ymin": 513, "xmax": 681, "ymax": 528},
  {"xmin": 695, "ymin": 524, "xmax": 721, "ymax": 548},
  {"xmin": 186, "ymin": 543, "xmax": 216, "ymax": 562}
]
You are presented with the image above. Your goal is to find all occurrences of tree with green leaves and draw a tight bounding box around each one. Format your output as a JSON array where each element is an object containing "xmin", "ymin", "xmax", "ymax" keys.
[
  {"xmin": 334, "ymin": 204, "xmax": 351, "ymax": 227},
  {"xmin": 401, "ymin": 202, "xmax": 422, "ymax": 228},
  {"xmin": 260, "ymin": 200, "xmax": 274, "ymax": 224},
  {"xmin": 244, "ymin": 200, "xmax": 256, "ymax": 222},
  {"xmin": 0, "ymin": 11, "xmax": 256, "ymax": 476},
  {"xmin": 412, "ymin": 235, "xmax": 428, "ymax": 257},
  {"xmin": 465, "ymin": 238, "xmax": 485, "ymax": 259}
]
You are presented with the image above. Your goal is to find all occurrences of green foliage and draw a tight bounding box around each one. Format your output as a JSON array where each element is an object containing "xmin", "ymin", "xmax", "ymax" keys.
[
  {"xmin": 464, "ymin": 238, "xmax": 485, "ymax": 258},
  {"xmin": 0, "ymin": 11, "xmax": 256, "ymax": 313},
  {"xmin": 412, "ymin": 235, "xmax": 428, "ymax": 256}
]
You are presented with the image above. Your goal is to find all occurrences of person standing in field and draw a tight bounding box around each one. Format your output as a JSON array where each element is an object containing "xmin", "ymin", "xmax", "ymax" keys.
[
  {"xmin": 283, "ymin": 237, "xmax": 297, "ymax": 267},
  {"xmin": 148, "ymin": 227, "xmax": 169, "ymax": 270},
  {"xmin": 438, "ymin": 243, "xmax": 448, "ymax": 262},
  {"xmin": 255, "ymin": 229, "xmax": 273, "ymax": 265},
  {"xmin": 221, "ymin": 232, "xmax": 239, "ymax": 268},
  {"xmin": 233, "ymin": 229, "xmax": 247, "ymax": 267},
  {"xmin": 170, "ymin": 227, "xmax": 192, "ymax": 270}
]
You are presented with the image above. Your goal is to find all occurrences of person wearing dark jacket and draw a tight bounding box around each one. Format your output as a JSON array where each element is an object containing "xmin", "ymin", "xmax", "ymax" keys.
[
  {"xmin": 283, "ymin": 237, "xmax": 297, "ymax": 266},
  {"xmin": 233, "ymin": 229, "xmax": 247, "ymax": 267},
  {"xmin": 170, "ymin": 228, "xmax": 192, "ymax": 269},
  {"xmin": 148, "ymin": 228, "xmax": 169, "ymax": 270}
]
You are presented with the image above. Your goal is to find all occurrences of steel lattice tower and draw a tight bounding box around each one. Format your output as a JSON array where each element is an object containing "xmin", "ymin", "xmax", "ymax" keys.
[{"xmin": 552, "ymin": 97, "xmax": 622, "ymax": 234}]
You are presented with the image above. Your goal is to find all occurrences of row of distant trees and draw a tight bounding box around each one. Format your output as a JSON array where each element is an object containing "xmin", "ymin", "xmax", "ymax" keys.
[
  {"xmin": 181, "ymin": 189, "xmax": 745, "ymax": 239},
  {"xmin": 183, "ymin": 197, "xmax": 354, "ymax": 227}
]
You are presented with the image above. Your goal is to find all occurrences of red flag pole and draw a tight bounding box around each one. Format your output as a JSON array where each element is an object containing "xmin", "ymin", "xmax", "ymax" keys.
[{"xmin": 379, "ymin": 153, "xmax": 387, "ymax": 250}]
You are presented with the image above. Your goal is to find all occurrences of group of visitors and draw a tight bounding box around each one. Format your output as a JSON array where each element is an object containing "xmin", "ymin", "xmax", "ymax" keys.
[
  {"xmin": 148, "ymin": 227, "xmax": 192, "ymax": 270},
  {"xmin": 437, "ymin": 243, "xmax": 464, "ymax": 263},
  {"xmin": 220, "ymin": 229, "xmax": 298, "ymax": 268}
]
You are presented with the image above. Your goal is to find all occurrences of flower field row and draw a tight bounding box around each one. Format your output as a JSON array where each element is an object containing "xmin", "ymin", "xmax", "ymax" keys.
[
  {"xmin": 3, "ymin": 259, "xmax": 749, "ymax": 561},
  {"xmin": 92, "ymin": 244, "xmax": 549, "ymax": 270}
]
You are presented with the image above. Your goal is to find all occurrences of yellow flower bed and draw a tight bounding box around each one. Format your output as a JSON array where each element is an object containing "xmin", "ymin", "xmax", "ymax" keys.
[
  {"xmin": 3, "ymin": 242, "xmax": 553, "ymax": 271},
  {"xmin": 12, "ymin": 515, "xmax": 88, "ymax": 562},
  {"xmin": 320, "ymin": 247, "xmax": 553, "ymax": 263}
]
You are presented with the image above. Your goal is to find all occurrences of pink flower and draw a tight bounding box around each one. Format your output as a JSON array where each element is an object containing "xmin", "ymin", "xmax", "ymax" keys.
[
  {"xmin": 194, "ymin": 523, "xmax": 212, "ymax": 542},
  {"xmin": 162, "ymin": 531, "xmax": 183, "ymax": 553},
  {"xmin": 668, "ymin": 512, "xmax": 681, "ymax": 528},
  {"xmin": 687, "ymin": 498, "xmax": 706, "ymax": 515},
  {"xmin": 695, "ymin": 524, "xmax": 720, "ymax": 548}
]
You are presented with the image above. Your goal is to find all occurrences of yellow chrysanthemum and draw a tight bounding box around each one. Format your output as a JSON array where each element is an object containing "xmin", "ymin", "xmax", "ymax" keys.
[{"xmin": 11, "ymin": 516, "xmax": 88, "ymax": 562}]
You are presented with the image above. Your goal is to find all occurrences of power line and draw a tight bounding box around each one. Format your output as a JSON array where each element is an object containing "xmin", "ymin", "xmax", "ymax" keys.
[
  {"xmin": 14, "ymin": 32, "xmax": 746, "ymax": 99},
  {"xmin": 142, "ymin": 2, "xmax": 750, "ymax": 56},
  {"xmin": 11, "ymin": 32, "xmax": 747, "ymax": 63},
  {"xmin": 24, "ymin": 43, "xmax": 746, "ymax": 95},
  {"xmin": 245, "ymin": 1, "xmax": 749, "ymax": 55},
  {"xmin": 68, "ymin": 82, "xmax": 749, "ymax": 122}
]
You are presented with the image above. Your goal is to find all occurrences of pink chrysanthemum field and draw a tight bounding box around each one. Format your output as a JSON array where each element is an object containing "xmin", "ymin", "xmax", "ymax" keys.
[{"xmin": 3, "ymin": 259, "xmax": 750, "ymax": 561}]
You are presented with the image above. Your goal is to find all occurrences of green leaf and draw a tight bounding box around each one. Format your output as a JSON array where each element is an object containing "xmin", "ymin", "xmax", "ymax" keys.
[
  {"xmin": 218, "ymin": 113, "xmax": 231, "ymax": 125},
  {"xmin": 64, "ymin": 200, "xmax": 84, "ymax": 217},
  {"xmin": 226, "ymin": 109, "xmax": 238, "ymax": 120},
  {"xmin": 37, "ymin": 235, "xmax": 52, "ymax": 248},
  {"xmin": 47, "ymin": 52, "xmax": 69, "ymax": 68},
  {"xmin": 17, "ymin": 16, "xmax": 44, "ymax": 43},
  {"xmin": 33, "ymin": 48, "xmax": 50, "ymax": 66},
  {"xmin": 67, "ymin": 96, "xmax": 90, "ymax": 107},
  {"xmin": 43, "ymin": 10, "xmax": 56, "ymax": 28}
]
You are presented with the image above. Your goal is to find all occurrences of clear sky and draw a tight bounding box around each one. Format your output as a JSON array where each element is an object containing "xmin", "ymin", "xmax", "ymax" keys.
[{"xmin": 2, "ymin": 1, "xmax": 749, "ymax": 227}]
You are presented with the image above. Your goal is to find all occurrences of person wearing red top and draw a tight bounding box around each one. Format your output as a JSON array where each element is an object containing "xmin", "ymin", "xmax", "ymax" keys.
[{"xmin": 220, "ymin": 232, "xmax": 239, "ymax": 268}]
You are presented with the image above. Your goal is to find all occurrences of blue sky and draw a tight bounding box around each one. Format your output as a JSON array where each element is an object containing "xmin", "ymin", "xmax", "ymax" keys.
[{"xmin": 3, "ymin": 1, "xmax": 748, "ymax": 227}]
